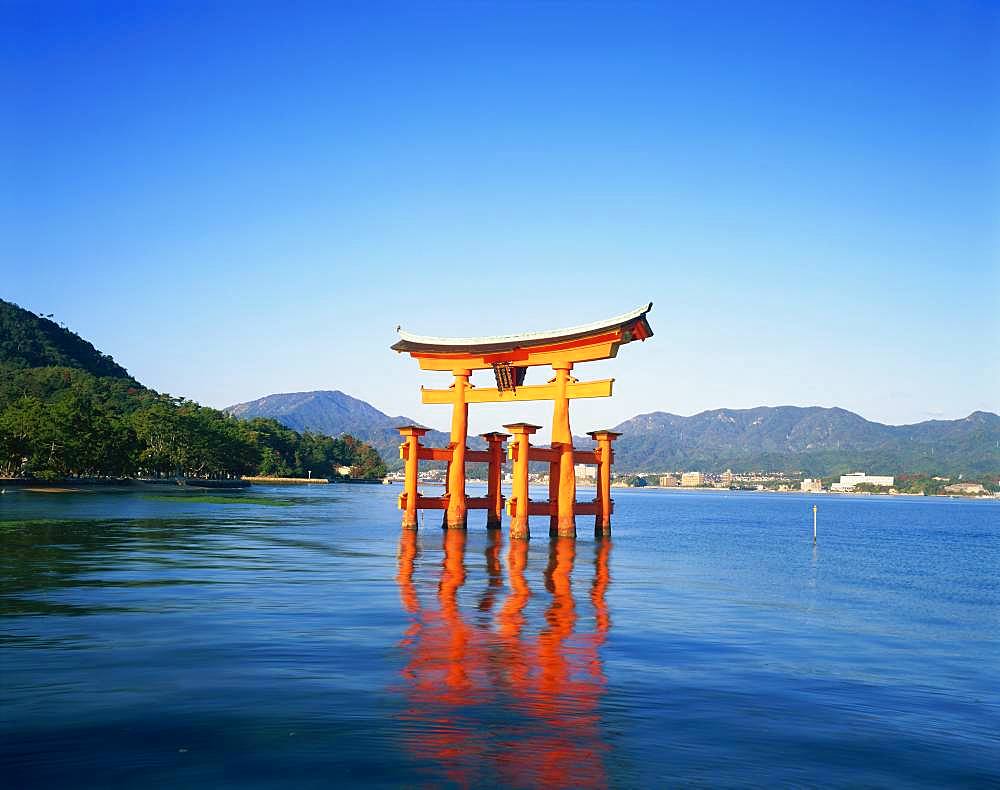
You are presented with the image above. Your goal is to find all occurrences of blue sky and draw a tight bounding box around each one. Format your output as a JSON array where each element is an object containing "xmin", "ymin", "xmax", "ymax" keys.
[{"xmin": 3, "ymin": 1, "xmax": 997, "ymax": 434}]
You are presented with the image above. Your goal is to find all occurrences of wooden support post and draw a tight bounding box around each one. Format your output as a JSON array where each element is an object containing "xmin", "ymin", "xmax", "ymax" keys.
[
  {"xmin": 441, "ymin": 458, "xmax": 451, "ymax": 529},
  {"xmin": 398, "ymin": 425, "xmax": 429, "ymax": 529},
  {"xmin": 551, "ymin": 362, "xmax": 576, "ymax": 538},
  {"xmin": 588, "ymin": 430, "xmax": 621, "ymax": 537},
  {"xmin": 548, "ymin": 458, "xmax": 560, "ymax": 534},
  {"xmin": 445, "ymin": 369, "xmax": 472, "ymax": 529},
  {"xmin": 481, "ymin": 432, "xmax": 509, "ymax": 530},
  {"xmin": 504, "ymin": 423, "xmax": 540, "ymax": 540}
]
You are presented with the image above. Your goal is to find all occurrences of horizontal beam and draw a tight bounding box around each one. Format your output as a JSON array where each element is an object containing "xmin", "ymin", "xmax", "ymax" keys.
[
  {"xmin": 414, "ymin": 494, "xmax": 446, "ymax": 510},
  {"xmin": 572, "ymin": 450, "xmax": 599, "ymax": 465},
  {"xmin": 526, "ymin": 447, "xmax": 560, "ymax": 463},
  {"xmin": 416, "ymin": 447, "xmax": 490, "ymax": 463},
  {"xmin": 413, "ymin": 335, "xmax": 623, "ymax": 371},
  {"xmin": 422, "ymin": 379, "xmax": 613, "ymax": 405},
  {"xmin": 407, "ymin": 442, "xmax": 601, "ymax": 466},
  {"xmin": 412, "ymin": 495, "xmax": 610, "ymax": 517},
  {"xmin": 521, "ymin": 447, "xmax": 601, "ymax": 464},
  {"xmin": 409, "ymin": 494, "xmax": 495, "ymax": 510},
  {"xmin": 523, "ymin": 499, "xmax": 611, "ymax": 517}
]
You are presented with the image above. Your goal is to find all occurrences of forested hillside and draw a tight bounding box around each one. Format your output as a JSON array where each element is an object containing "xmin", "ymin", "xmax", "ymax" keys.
[
  {"xmin": 0, "ymin": 299, "xmax": 385, "ymax": 480},
  {"xmin": 0, "ymin": 299, "xmax": 132, "ymax": 378}
]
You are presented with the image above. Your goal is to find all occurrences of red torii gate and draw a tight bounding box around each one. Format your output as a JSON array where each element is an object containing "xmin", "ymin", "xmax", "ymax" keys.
[{"xmin": 392, "ymin": 303, "xmax": 653, "ymax": 539}]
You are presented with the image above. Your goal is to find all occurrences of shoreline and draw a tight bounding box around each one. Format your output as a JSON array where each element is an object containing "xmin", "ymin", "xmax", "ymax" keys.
[
  {"xmin": 0, "ymin": 478, "xmax": 250, "ymax": 493},
  {"xmin": 0, "ymin": 476, "xmax": 385, "ymax": 493},
  {"xmin": 2, "ymin": 477, "xmax": 994, "ymax": 500}
]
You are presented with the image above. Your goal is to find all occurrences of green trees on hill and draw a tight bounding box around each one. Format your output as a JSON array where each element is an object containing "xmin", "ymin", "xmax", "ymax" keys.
[
  {"xmin": 0, "ymin": 298, "xmax": 387, "ymax": 481},
  {"xmin": 0, "ymin": 364, "xmax": 386, "ymax": 480},
  {"xmin": 241, "ymin": 418, "xmax": 385, "ymax": 479},
  {"xmin": 0, "ymin": 299, "xmax": 132, "ymax": 378}
]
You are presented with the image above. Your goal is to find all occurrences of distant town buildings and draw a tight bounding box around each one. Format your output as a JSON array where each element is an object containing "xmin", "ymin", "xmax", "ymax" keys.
[
  {"xmin": 943, "ymin": 482, "xmax": 987, "ymax": 495},
  {"xmin": 831, "ymin": 472, "xmax": 894, "ymax": 491},
  {"xmin": 400, "ymin": 465, "xmax": 993, "ymax": 498},
  {"xmin": 680, "ymin": 471, "xmax": 704, "ymax": 487}
]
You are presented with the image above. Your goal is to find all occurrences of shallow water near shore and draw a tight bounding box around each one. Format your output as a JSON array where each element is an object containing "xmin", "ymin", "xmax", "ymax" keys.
[{"xmin": 1, "ymin": 485, "xmax": 998, "ymax": 787}]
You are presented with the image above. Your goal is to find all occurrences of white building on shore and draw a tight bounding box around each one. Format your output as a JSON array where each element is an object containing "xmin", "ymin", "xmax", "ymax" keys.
[{"xmin": 831, "ymin": 472, "xmax": 894, "ymax": 491}]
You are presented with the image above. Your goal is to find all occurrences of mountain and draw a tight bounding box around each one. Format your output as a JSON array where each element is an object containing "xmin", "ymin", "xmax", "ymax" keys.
[
  {"xmin": 225, "ymin": 390, "xmax": 471, "ymax": 467},
  {"xmin": 0, "ymin": 298, "xmax": 132, "ymax": 379},
  {"xmin": 226, "ymin": 392, "xmax": 999, "ymax": 477},
  {"xmin": 601, "ymin": 406, "xmax": 1000, "ymax": 476}
]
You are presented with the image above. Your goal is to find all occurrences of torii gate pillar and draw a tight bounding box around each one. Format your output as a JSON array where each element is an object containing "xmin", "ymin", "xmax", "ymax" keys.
[
  {"xmin": 505, "ymin": 423, "xmax": 540, "ymax": 540},
  {"xmin": 445, "ymin": 369, "xmax": 471, "ymax": 529},
  {"xmin": 481, "ymin": 431, "xmax": 509, "ymax": 529},
  {"xmin": 550, "ymin": 362, "xmax": 577, "ymax": 538},
  {"xmin": 589, "ymin": 430, "xmax": 622, "ymax": 537},
  {"xmin": 398, "ymin": 425, "xmax": 429, "ymax": 529}
]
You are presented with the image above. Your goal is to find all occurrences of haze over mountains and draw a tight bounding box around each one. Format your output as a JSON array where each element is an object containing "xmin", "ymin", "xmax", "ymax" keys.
[{"xmin": 225, "ymin": 390, "xmax": 1000, "ymax": 477}]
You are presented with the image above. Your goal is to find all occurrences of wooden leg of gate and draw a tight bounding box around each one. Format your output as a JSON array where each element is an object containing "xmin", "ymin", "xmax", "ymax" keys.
[
  {"xmin": 482, "ymin": 432, "xmax": 508, "ymax": 529},
  {"xmin": 441, "ymin": 458, "xmax": 451, "ymax": 528},
  {"xmin": 552, "ymin": 363, "xmax": 577, "ymax": 538},
  {"xmin": 588, "ymin": 430, "xmax": 621, "ymax": 537},
  {"xmin": 505, "ymin": 423, "xmax": 540, "ymax": 540},
  {"xmin": 445, "ymin": 369, "xmax": 471, "ymax": 529},
  {"xmin": 548, "ymin": 458, "xmax": 560, "ymax": 535},
  {"xmin": 398, "ymin": 426, "xmax": 428, "ymax": 529}
]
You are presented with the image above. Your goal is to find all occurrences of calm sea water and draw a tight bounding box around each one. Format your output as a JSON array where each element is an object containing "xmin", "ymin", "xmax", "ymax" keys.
[{"xmin": 1, "ymin": 485, "xmax": 998, "ymax": 788}]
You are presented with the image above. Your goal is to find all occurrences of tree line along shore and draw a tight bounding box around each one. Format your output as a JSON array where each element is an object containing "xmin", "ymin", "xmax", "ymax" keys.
[
  {"xmin": 0, "ymin": 364, "xmax": 387, "ymax": 483},
  {"xmin": 1, "ymin": 298, "xmax": 389, "ymax": 482}
]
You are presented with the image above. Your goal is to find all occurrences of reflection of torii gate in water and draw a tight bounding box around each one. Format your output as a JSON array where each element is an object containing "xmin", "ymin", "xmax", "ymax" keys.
[
  {"xmin": 395, "ymin": 530, "xmax": 613, "ymax": 787},
  {"xmin": 392, "ymin": 303, "xmax": 653, "ymax": 539}
]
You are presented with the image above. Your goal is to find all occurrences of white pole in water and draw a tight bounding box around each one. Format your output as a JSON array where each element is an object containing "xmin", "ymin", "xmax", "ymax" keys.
[
  {"xmin": 813, "ymin": 504, "xmax": 818, "ymax": 543},
  {"xmin": 308, "ymin": 470, "xmax": 312, "ymax": 479}
]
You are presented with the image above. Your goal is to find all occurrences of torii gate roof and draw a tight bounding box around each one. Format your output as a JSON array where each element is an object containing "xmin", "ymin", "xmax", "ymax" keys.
[{"xmin": 391, "ymin": 302, "xmax": 653, "ymax": 356}]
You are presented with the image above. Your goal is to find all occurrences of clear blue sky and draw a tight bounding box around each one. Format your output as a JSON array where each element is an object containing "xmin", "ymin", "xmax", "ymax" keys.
[{"xmin": 3, "ymin": 1, "xmax": 997, "ymax": 435}]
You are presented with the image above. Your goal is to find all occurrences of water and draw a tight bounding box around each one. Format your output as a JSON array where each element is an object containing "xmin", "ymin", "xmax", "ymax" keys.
[{"xmin": 2, "ymin": 485, "xmax": 998, "ymax": 787}]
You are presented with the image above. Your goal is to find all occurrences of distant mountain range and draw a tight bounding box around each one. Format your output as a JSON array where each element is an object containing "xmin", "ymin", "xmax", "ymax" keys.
[
  {"xmin": 5, "ymin": 293, "xmax": 993, "ymax": 478},
  {"xmin": 225, "ymin": 390, "xmax": 484, "ymax": 467},
  {"xmin": 597, "ymin": 407, "xmax": 1000, "ymax": 476},
  {"xmin": 225, "ymin": 390, "xmax": 999, "ymax": 477}
]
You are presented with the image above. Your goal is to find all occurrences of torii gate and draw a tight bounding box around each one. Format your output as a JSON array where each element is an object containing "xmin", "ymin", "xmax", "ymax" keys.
[{"xmin": 392, "ymin": 303, "xmax": 653, "ymax": 539}]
